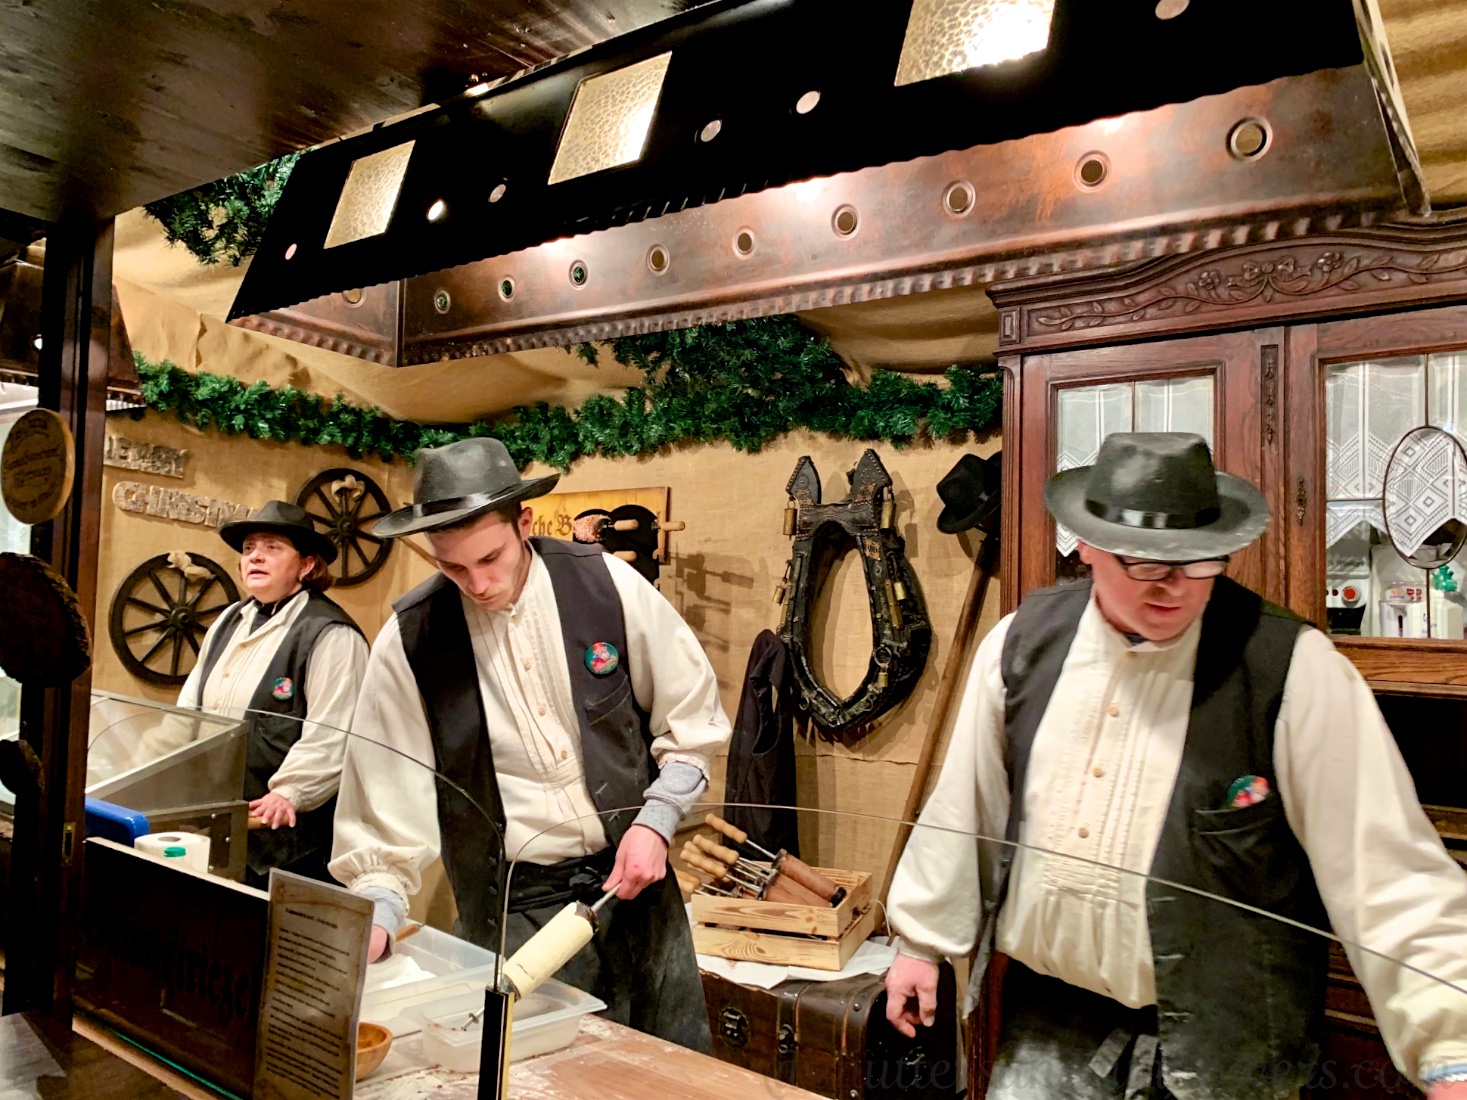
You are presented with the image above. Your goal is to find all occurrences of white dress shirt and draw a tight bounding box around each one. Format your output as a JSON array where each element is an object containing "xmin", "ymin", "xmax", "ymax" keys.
[
  {"xmin": 176, "ymin": 589, "xmax": 368, "ymax": 811},
  {"xmin": 888, "ymin": 594, "xmax": 1467, "ymax": 1087},
  {"xmin": 330, "ymin": 548, "xmax": 731, "ymax": 908}
]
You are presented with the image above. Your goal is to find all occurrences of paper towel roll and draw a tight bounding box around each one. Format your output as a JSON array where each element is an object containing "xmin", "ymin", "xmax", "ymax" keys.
[{"xmin": 136, "ymin": 831, "xmax": 211, "ymax": 874}]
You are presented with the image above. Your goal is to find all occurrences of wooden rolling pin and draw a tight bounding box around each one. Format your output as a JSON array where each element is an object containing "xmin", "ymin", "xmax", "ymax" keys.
[{"xmin": 704, "ymin": 813, "xmax": 846, "ymax": 905}]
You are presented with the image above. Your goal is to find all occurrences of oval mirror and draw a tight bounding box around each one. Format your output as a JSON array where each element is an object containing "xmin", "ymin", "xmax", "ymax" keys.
[{"xmin": 1383, "ymin": 426, "xmax": 1467, "ymax": 568}]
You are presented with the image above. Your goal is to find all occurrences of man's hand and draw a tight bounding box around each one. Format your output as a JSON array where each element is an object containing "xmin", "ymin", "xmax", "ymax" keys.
[
  {"xmin": 1429, "ymin": 1081, "xmax": 1467, "ymax": 1099},
  {"xmin": 884, "ymin": 953, "xmax": 940, "ymax": 1039},
  {"xmin": 249, "ymin": 791, "xmax": 297, "ymax": 829},
  {"xmin": 604, "ymin": 824, "xmax": 668, "ymax": 900},
  {"xmin": 368, "ymin": 925, "xmax": 390, "ymax": 963}
]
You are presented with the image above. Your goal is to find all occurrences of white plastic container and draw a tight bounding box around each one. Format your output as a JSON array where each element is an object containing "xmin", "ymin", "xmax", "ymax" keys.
[
  {"xmin": 406, "ymin": 982, "xmax": 607, "ymax": 1071},
  {"xmin": 362, "ymin": 926, "xmax": 501, "ymax": 1036}
]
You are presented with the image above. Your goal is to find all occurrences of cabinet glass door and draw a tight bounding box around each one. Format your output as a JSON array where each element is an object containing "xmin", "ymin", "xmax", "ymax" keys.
[
  {"xmin": 1054, "ymin": 375, "xmax": 1214, "ymax": 578},
  {"xmin": 1324, "ymin": 353, "xmax": 1467, "ymax": 640}
]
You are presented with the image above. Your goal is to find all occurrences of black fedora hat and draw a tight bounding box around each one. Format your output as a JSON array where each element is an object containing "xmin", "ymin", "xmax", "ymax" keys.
[
  {"xmin": 1045, "ymin": 433, "xmax": 1268, "ymax": 560},
  {"xmin": 373, "ymin": 438, "xmax": 559, "ymax": 539},
  {"xmin": 937, "ymin": 451, "xmax": 1002, "ymax": 535},
  {"xmin": 219, "ymin": 500, "xmax": 338, "ymax": 565}
]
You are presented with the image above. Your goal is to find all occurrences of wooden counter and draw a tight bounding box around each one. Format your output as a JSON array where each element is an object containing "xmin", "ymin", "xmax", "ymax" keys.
[
  {"xmin": 2, "ymin": 1009, "xmax": 817, "ymax": 1100},
  {"xmin": 358, "ymin": 1016, "xmax": 821, "ymax": 1100}
]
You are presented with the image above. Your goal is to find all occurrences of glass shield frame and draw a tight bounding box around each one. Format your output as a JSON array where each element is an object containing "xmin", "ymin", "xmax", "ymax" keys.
[{"xmin": 62, "ymin": 700, "xmax": 1467, "ymax": 1097}]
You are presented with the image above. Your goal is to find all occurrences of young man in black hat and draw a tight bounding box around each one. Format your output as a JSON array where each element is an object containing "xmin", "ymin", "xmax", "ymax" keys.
[
  {"xmin": 177, "ymin": 500, "xmax": 367, "ymax": 888},
  {"xmin": 330, "ymin": 437, "xmax": 728, "ymax": 1051},
  {"xmin": 884, "ymin": 434, "xmax": 1467, "ymax": 1099}
]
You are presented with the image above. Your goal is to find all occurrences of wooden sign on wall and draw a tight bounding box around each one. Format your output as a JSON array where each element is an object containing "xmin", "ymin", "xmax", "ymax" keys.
[
  {"xmin": 112, "ymin": 481, "xmax": 252, "ymax": 528},
  {"xmin": 105, "ymin": 435, "xmax": 190, "ymax": 478},
  {"xmin": 530, "ymin": 487, "xmax": 670, "ymax": 541},
  {"xmin": 2, "ymin": 408, "xmax": 75, "ymax": 524}
]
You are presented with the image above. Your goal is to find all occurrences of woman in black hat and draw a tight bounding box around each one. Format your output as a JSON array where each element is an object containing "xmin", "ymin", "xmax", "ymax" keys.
[{"xmin": 177, "ymin": 500, "xmax": 368, "ymax": 888}]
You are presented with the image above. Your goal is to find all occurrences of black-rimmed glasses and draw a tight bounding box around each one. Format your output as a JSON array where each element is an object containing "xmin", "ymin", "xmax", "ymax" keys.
[{"xmin": 1113, "ymin": 555, "xmax": 1230, "ymax": 582}]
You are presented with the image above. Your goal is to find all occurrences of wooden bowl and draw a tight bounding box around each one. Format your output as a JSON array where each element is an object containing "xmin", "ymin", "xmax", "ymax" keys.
[{"xmin": 356, "ymin": 1022, "xmax": 392, "ymax": 1080}]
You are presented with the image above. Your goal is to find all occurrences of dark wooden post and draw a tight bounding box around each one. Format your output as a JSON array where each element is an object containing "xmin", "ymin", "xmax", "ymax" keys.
[{"xmin": 2, "ymin": 218, "xmax": 112, "ymax": 1018}]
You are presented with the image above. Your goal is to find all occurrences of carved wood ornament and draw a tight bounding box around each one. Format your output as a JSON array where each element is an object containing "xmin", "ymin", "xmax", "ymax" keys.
[{"xmin": 993, "ymin": 217, "xmax": 1467, "ymax": 355}]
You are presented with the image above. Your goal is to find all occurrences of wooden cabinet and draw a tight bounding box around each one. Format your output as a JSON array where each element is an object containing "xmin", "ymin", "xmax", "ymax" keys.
[{"xmin": 988, "ymin": 218, "xmax": 1467, "ymax": 1099}]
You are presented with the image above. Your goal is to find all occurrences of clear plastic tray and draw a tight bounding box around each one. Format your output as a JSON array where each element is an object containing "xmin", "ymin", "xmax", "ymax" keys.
[
  {"xmin": 361, "ymin": 926, "xmax": 500, "ymax": 1036},
  {"xmin": 406, "ymin": 983, "xmax": 608, "ymax": 1071}
]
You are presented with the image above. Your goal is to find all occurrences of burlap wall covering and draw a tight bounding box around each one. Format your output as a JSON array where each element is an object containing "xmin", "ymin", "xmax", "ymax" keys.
[{"xmin": 95, "ymin": 412, "xmax": 1001, "ymax": 877}]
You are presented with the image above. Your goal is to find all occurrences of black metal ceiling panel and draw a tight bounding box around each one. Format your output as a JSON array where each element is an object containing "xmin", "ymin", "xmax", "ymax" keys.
[{"xmin": 230, "ymin": 0, "xmax": 1366, "ymax": 320}]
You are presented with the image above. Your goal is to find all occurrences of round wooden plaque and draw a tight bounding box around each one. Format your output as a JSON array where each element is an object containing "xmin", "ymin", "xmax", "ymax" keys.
[{"xmin": 2, "ymin": 409, "xmax": 75, "ymax": 525}]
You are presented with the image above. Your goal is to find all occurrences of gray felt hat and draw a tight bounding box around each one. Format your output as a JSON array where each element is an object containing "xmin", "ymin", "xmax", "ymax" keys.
[{"xmin": 1044, "ymin": 433, "xmax": 1268, "ymax": 560}]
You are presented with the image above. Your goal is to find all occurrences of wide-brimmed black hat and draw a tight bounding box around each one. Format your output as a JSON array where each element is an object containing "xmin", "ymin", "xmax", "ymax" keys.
[
  {"xmin": 937, "ymin": 452, "xmax": 1002, "ymax": 535},
  {"xmin": 1045, "ymin": 433, "xmax": 1268, "ymax": 560},
  {"xmin": 373, "ymin": 437, "xmax": 559, "ymax": 539},
  {"xmin": 219, "ymin": 500, "xmax": 338, "ymax": 565}
]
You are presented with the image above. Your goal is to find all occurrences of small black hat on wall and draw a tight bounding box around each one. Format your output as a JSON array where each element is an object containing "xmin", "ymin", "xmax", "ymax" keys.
[{"xmin": 936, "ymin": 451, "xmax": 1002, "ymax": 537}]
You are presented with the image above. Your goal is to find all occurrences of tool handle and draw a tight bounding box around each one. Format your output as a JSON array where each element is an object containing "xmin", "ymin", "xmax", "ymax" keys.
[
  {"xmin": 691, "ymin": 833, "xmax": 740, "ymax": 866},
  {"xmin": 659, "ymin": 520, "xmax": 687, "ymax": 532},
  {"xmin": 704, "ymin": 812, "xmax": 748, "ymax": 846},
  {"xmin": 612, "ymin": 519, "xmax": 641, "ymax": 531},
  {"xmin": 764, "ymin": 873, "xmax": 827, "ymax": 907},
  {"xmin": 681, "ymin": 848, "xmax": 730, "ymax": 880},
  {"xmin": 612, "ymin": 550, "xmax": 639, "ymax": 562},
  {"xmin": 776, "ymin": 855, "xmax": 842, "ymax": 902}
]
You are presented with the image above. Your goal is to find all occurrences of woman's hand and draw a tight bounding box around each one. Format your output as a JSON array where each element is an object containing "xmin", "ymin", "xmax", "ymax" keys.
[{"xmin": 249, "ymin": 791, "xmax": 297, "ymax": 829}]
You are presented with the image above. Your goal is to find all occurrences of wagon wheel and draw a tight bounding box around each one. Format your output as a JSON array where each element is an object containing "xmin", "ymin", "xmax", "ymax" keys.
[
  {"xmin": 294, "ymin": 468, "xmax": 393, "ymax": 587},
  {"xmin": 109, "ymin": 553, "xmax": 239, "ymax": 686}
]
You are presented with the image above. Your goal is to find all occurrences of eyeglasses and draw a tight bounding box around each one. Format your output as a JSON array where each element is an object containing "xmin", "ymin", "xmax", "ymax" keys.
[{"xmin": 1113, "ymin": 555, "xmax": 1229, "ymax": 582}]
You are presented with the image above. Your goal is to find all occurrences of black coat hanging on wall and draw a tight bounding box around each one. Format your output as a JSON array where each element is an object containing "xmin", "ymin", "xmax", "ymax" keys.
[{"xmin": 776, "ymin": 450, "xmax": 930, "ymax": 736}]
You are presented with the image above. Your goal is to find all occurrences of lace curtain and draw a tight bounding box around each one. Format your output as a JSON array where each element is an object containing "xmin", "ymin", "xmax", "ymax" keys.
[{"xmin": 1054, "ymin": 376, "xmax": 1215, "ymax": 556}]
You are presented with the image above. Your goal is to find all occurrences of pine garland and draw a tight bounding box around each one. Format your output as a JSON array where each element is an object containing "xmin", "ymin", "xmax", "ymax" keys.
[
  {"xmin": 143, "ymin": 153, "xmax": 301, "ymax": 267},
  {"xmin": 134, "ymin": 316, "xmax": 1001, "ymax": 467}
]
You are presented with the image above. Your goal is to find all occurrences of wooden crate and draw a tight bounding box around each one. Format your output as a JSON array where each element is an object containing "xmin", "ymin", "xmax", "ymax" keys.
[{"xmin": 691, "ymin": 868, "xmax": 877, "ymax": 970}]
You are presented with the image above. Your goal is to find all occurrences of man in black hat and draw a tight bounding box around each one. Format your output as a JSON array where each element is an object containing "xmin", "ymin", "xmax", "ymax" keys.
[
  {"xmin": 330, "ymin": 438, "xmax": 728, "ymax": 1051},
  {"xmin": 883, "ymin": 434, "xmax": 1467, "ymax": 1098},
  {"xmin": 177, "ymin": 500, "xmax": 367, "ymax": 888}
]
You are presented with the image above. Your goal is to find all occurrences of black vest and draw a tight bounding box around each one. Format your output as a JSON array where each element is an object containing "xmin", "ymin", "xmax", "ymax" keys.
[
  {"xmin": 199, "ymin": 589, "xmax": 363, "ymax": 877},
  {"xmin": 997, "ymin": 578, "xmax": 1327, "ymax": 1100},
  {"xmin": 724, "ymin": 630, "xmax": 800, "ymax": 858},
  {"xmin": 392, "ymin": 537, "xmax": 656, "ymax": 947}
]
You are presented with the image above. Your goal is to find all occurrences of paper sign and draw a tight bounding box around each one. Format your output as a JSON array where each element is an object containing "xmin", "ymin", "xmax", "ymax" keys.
[{"xmin": 253, "ymin": 870, "xmax": 373, "ymax": 1100}]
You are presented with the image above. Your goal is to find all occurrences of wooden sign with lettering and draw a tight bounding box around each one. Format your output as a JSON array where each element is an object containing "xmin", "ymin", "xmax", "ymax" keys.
[
  {"xmin": 105, "ymin": 435, "xmax": 190, "ymax": 478},
  {"xmin": 2, "ymin": 408, "xmax": 75, "ymax": 524},
  {"xmin": 530, "ymin": 487, "xmax": 669, "ymax": 542},
  {"xmin": 77, "ymin": 839, "xmax": 268, "ymax": 1098}
]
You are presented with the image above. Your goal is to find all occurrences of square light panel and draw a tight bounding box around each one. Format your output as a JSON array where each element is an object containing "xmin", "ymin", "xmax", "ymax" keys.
[
  {"xmin": 895, "ymin": 0, "xmax": 1057, "ymax": 87},
  {"xmin": 548, "ymin": 52, "xmax": 673, "ymax": 186},
  {"xmin": 324, "ymin": 141, "xmax": 416, "ymax": 249}
]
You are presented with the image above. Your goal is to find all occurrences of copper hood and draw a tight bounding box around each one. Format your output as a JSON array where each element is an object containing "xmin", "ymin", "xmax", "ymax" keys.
[{"xmin": 230, "ymin": 0, "xmax": 1423, "ymax": 363}]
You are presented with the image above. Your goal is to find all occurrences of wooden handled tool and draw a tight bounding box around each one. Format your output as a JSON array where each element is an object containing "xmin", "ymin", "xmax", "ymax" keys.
[
  {"xmin": 704, "ymin": 813, "xmax": 845, "ymax": 905},
  {"xmin": 681, "ymin": 844, "xmax": 825, "ymax": 905},
  {"xmin": 690, "ymin": 833, "xmax": 740, "ymax": 866}
]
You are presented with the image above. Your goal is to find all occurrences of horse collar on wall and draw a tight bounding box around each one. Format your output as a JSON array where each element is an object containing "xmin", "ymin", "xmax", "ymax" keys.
[{"xmin": 776, "ymin": 450, "xmax": 931, "ymax": 736}]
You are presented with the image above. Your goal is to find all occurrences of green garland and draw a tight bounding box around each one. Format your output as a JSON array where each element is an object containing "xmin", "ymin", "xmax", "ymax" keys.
[
  {"xmin": 143, "ymin": 153, "xmax": 301, "ymax": 267},
  {"xmin": 134, "ymin": 316, "xmax": 1001, "ymax": 468}
]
